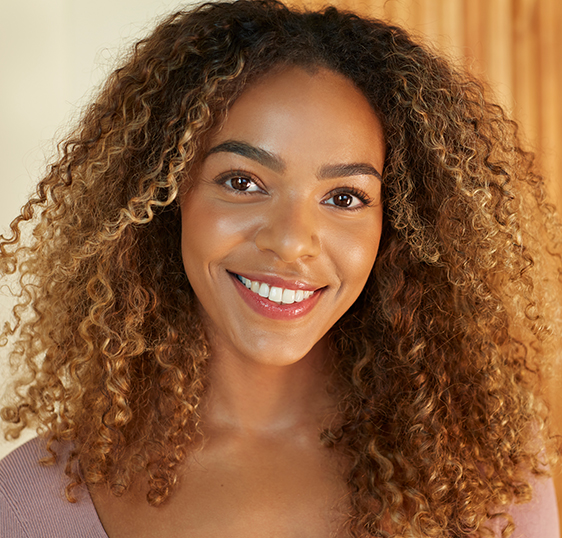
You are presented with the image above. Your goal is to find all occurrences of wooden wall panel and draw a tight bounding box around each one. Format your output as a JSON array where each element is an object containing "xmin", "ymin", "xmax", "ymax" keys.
[{"xmin": 295, "ymin": 0, "xmax": 562, "ymax": 528}]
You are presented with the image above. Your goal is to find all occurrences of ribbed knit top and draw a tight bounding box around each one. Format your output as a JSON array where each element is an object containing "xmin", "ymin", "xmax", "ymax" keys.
[
  {"xmin": 0, "ymin": 437, "xmax": 107, "ymax": 537},
  {"xmin": 0, "ymin": 436, "xmax": 559, "ymax": 537}
]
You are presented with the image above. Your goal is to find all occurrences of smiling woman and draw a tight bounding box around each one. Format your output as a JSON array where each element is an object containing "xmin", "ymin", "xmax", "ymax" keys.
[
  {"xmin": 0, "ymin": 1, "xmax": 560, "ymax": 537},
  {"xmin": 181, "ymin": 67, "xmax": 384, "ymax": 367}
]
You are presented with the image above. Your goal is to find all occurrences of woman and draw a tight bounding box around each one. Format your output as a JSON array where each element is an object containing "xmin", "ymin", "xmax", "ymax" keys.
[{"xmin": 0, "ymin": 0, "xmax": 560, "ymax": 536}]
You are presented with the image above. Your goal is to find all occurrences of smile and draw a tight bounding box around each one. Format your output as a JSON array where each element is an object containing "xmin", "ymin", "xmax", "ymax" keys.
[
  {"xmin": 230, "ymin": 271, "xmax": 324, "ymax": 321},
  {"xmin": 235, "ymin": 274, "xmax": 314, "ymax": 305}
]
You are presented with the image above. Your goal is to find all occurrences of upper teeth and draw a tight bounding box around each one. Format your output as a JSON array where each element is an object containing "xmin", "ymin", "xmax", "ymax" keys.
[{"xmin": 237, "ymin": 275, "xmax": 314, "ymax": 304}]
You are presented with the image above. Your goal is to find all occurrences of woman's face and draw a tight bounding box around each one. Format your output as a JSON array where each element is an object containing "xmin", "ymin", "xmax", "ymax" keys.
[{"xmin": 181, "ymin": 66, "xmax": 385, "ymax": 367}]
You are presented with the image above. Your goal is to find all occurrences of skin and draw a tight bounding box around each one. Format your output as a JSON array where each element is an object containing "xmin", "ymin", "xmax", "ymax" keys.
[{"xmin": 91, "ymin": 66, "xmax": 385, "ymax": 538}]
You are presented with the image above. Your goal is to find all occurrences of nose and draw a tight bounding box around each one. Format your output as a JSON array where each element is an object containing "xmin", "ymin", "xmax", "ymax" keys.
[{"xmin": 254, "ymin": 198, "xmax": 321, "ymax": 263}]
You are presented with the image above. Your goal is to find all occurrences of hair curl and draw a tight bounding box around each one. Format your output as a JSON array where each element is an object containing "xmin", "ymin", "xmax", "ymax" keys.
[{"xmin": 2, "ymin": 1, "xmax": 561, "ymax": 536}]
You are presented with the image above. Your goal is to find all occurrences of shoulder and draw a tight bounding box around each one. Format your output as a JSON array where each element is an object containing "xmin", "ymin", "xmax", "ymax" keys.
[
  {"xmin": 489, "ymin": 475, "xmax": 560, "ymax": 538},
  {"xmin": 511, "ymin": 476, "xmax": 560, "ymax": 538},
  {"xmin": 0, "ymin": 436, "xmax": 107, "ymax": 538}
]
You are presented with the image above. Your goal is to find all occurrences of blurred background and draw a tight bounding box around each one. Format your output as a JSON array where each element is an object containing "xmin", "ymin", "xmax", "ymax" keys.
[{"xmin": 1, "ymin": 0, "xmax": 561, "ymax": 527}]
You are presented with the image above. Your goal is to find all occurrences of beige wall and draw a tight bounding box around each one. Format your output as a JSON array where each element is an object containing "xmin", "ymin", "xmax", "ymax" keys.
[{"xmin": 0, "ymin": 0, "xmax": 196, "ymax": 236}]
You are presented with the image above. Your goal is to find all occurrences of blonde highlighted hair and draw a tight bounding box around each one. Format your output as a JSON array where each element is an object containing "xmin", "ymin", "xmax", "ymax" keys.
[{"xmin": 2, "ymin": 1, "xmax": 560, "ymax": 536}]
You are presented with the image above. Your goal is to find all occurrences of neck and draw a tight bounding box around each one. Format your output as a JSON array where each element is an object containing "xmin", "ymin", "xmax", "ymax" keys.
[{"xmin": 200, "ymin": 336, "xmax": 336, "ymax": 435}]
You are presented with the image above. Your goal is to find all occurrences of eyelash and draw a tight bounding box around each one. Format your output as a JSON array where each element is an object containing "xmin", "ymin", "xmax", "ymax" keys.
[{"xmin": 215, "ymin": 170, "xmax": 374, "ymax": 209}]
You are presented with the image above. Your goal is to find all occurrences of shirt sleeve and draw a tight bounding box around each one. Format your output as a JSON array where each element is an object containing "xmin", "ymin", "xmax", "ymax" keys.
[
  {"xmin": 0, "ymin": 489, "xmax": 29, "ymax": 538},
  {"xmin": 510, "ymin": 477, "xmax": 560, "ymax": 538},
  {"xmin": 489, "ymin": 476, "xmax": 560, "ymax": 538}
]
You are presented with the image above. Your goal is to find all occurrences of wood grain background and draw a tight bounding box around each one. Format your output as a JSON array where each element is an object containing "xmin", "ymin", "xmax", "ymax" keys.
[{"xmin": 293, "ymin": 0, "xmax": 562, "ymax": 526}]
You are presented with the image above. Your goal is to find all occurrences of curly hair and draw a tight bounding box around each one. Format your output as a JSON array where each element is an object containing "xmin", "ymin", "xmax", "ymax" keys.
[{"xmin": 1, "ymin": 1, "xmax": 560, "ymax": 536}]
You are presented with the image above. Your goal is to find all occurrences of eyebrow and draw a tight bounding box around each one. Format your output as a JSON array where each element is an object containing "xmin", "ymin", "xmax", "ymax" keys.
[
  {"xmin": 206, "ymin": 140, "xmax": 286, "ymax": 173},
  {"xmin": 206, "ymin": 140, "xmax": 382, "ymax": 181},
  {"xmin": 318, "ymin": 163, "xmax": 382, "ymax": 181}
]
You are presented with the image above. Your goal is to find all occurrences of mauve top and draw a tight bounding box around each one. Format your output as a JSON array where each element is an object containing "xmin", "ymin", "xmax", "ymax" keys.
[{"xmin": 0, "ymin": 437, "xmax": 559, "ymax": 537}]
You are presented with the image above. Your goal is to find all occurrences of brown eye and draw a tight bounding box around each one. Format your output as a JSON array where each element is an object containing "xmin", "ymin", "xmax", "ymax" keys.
[
  {"xmin": 323, "ymin": 188, "xmax": 372, "ymax": 210},
  {"xmin": 222, "ymin": 175, "xmax": 263, "ymax": 193},
  {"xmin": 230, "ymin": 177, "xmax": 252, "ymax": 190},
  {"xmin": 333, "ymin": 193, "xmax": 353, "ymax": 207}
]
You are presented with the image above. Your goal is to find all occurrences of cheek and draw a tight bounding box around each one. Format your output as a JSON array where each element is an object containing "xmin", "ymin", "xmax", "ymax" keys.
[
  {"xmin": 180, "ymin": 197, "xmax": 217, "ymax": 284},
  {"xmin": 346, "ymin": 239, "xmax": 380, "ymax": 292},
  {"xmin": 179, "ymin": 196, "xmax": 257, "ymax": 280},
  {"xmin": 327, "ymin": 215, "xmax": 382, "ymax": 293}
]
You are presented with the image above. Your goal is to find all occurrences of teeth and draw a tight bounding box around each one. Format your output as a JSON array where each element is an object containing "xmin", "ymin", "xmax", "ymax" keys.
[
  {"xmin": 258, "ymin": 282, "xmax": 269, "ymax": 297},
  {"xmin": 282, "ymin": 289, "xmax": 295, "ymax": 304},
  {"xmin": 236, "ymin": 274, "xmax": 315, "ymax": 305},
  {"xmin": 268, "ymin": 286, "xmax": 283, "ymax": 302}
]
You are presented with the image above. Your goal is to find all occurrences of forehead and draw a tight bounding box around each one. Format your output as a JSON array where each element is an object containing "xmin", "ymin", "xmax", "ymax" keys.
[{"xmin": 209, "ymin": 66, "xmax": 385, "ymax": 166}]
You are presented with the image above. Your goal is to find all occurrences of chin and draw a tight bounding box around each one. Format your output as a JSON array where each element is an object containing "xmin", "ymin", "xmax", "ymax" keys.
[{"xmin": 229, "ymin": 332, "xmax": 328, "ymax": 368}]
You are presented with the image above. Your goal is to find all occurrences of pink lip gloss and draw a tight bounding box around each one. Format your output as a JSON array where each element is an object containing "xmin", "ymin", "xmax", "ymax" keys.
[{"xmin": 230, "ymin": 273, "xmax": 323, "ymax": 321}]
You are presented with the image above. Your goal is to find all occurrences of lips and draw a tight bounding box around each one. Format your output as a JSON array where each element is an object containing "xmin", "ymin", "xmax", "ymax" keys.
[{"xmin": 229, "ymin": 271, "xmax": 324, "ymax": 320}]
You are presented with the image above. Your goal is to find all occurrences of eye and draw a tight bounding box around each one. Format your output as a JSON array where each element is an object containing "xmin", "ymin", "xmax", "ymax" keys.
[
  {"xmin": 329, "ymin": 193, "xmax": 361, "ymax": 208},
  {"xmin": 226, "ymin": 176, "xmax": 261, "ymax": 192},
  {"xmin": 323, "ymin": 187, "xmax": 373, "ymax": 210},
  {"xmin": 216, "ymin": 170, "xmax": 266, "ymax": 194}
]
